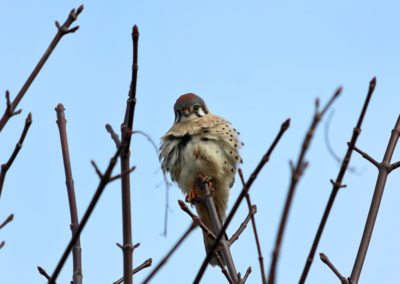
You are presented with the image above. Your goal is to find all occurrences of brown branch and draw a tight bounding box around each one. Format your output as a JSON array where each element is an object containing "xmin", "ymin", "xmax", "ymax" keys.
[
  {"xmin": 299, "ymin": 78, "xmax": 376, "ymax": 284},
  {"xmin": 197, "ymin": 177, "xmax": 239, "ymax": 282},
  {"xmin": 320, "ymin": 253, "xmax": 349, "ymax": 284},
  {"xmin": 0, "ymin": 5, "xmax": 83, "ymax": 132},
  {"xmin": 142, "ymin": 222, "xmax": 197, "ymax": 284},
  {"xmin": 228, "ymin": 205, "xmax": 256, "ymax": 246},
  {"xmin": 37, "ymin": 266, "xmax": 51, "ymax": 281},
  {"xmin": 114, "ymin": 258, "xmax": 152, "ymax": 284},
  {"xmin": 48, "ymin": 141, "xmax": 128, "ymax": 284},
  {"xmin": 55, "ymin": 104, "xmax": 82, "ymax": 284},
  {"xmin": 106, "ymin": 124, "xmax": 121, "ymax": 147},
  {"xmin": 0, "ymin": 113, "xmax": 32, "ymax": 197},
  {"xmin": 0, "ymin": 241, "xmax": 5, "ymax": 250},
  {"xmin": 238, "ymin": 169, "xmax": 267, "ymax": 284},
  {"xmin": 349, "ymin": 114, "xmax": 400, "ymax": 284},
  {"xmin": 178, "ymin": 200, "xmax": 216, "ymax": 240},
  {"xmin": 268, "ymin": 88, "xmax": 341, "ymax": 284},
  {"xmin": 109, "ymin": 166, "xmax": 136, "ymax": 183},
  {"xmin": 91, "ymin": 161, "xmax": 103, "ymax": 178},
  {"xmin": 239, "ymin": 267, "xmax": 252, "ymax": 284},
  {"xmin": 194, "ymin": 118, "xmax": 290, "ymax": 284},
  {"xmin": 215, "ymin": 253, "xmax": 234, "ymax": 284},
  {"xmin": 0, "ymin": 214, "xmax": 14, "ymax": 230},
  {"xmin": 350, "ymin": 144, "xmax": 379, "ymax": 168},
  {"xmin": 119, "ymin": 25, "xmax": 140, "ymax": 284}
]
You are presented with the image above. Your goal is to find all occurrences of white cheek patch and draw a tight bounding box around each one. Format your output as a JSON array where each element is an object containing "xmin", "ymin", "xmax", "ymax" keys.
[{"xmin": 196, "ymin": 107, "xmax": 206, "ymax": 117}]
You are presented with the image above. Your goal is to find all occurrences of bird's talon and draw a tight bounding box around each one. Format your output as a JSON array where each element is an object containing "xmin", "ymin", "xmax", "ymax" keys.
[{"xmin": 185, "ymin": 189, "xmax": 198, "ymax": 204}]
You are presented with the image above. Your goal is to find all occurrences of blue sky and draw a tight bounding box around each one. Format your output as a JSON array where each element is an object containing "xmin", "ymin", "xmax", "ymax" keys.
[{"xmin": 1, "ymin": 1, "xmax": 400, "ymax": 283}]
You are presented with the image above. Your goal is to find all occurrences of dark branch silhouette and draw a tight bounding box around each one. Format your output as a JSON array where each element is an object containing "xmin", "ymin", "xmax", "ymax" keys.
[
  {"xmin": 0, "ymin": 113, "xmax": 32, "ymax": 197},
  {"xmin": 47, "ymin": 140, "xmax": 133, "ymax": 284},
  {"xmin": 0, "ymin": 214, "xmax": 14, "ymax": 230},
  {"xmin": 55, "ymin": 104, "xmax": 82, "ymax": 284},
  {"xmin": 238, "ymin": 169, "xmax": 267, "ymax": 283},
  {"xmin": 319, "ymin": 253, "xmax": 349, "ymax": 284},
  {"xmin": 0, "ymin": 5, "xmax": 83, "ymax": 132},
  {"xmin": 268, "ymin": 88, "xmax": 341, "ymax": 284},
  {"xmin": 194, "ymin": 118, "xmax": 290, "ymax": 283},
  {"xmin": 114, "ymin": 258, "xmax": 153, "ymax": 284},
  {"xmin": 299, "ymin": 78, "xmax": 376, "ymax": 284},
  {"xmin": 142, "ymin": 222, "xmax": 197, "ymax": 284}
]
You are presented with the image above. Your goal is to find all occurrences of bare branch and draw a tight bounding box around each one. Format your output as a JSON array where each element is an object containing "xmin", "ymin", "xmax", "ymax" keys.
[
  {"xmin": 142, "ymin": 222, "xmax": 197, "ymax": 284},
  {"xmin": 350, "ymin": 115, "xmax": 400, "ymax": 284},
  {"xmin": 240, "ymin": 267, "xmax": 252, "ymax": 284},
  {"xmin": 0, "ymin": 214, "xmax": 14, "ymax": 230},
  {"xmin": 0, "ymin": 5, "xmax": 84, "ymax": 131},
  {"xmin": 118, "ymin": 25, "xmax": 140, "ymax": 284},
  {"xmin": 238, "ymin": 169, "xmax": 267, "ymax": 284},
  {"xmin": 0, "ymin": 113, "xmax": 32, "ymax": 197},
  {"xmin": 48, "ymin": 141, "xmax": 127, "ymax": 284},
  {"xmin": 349, "ymin": 143, "xmax": 379, "ymax": 168},
  {"xmin": 106, "ymin": 124, "xmax": 121, "ymax": 147},
  {"xmin": 215, "ymin": 253, "xmax": 233, "ymax": 284},
  {"xmin": 55, "ymin": 103, "xmax": 82, "ymax": 284},
  {"xmin": 178, "ymin": 200, "xmax": 216, "ymax": 240},
  {"xmin": 320, "ymin": 253, "xmax": 349, "ymax": 284},
  {"xmin": 299, "ymin": 77, "xmax": 376, "ymax": 284},
  {"xmin": 0, "ymin": 241, "xmax": 5, "ymax": 250},
  {"xmin": 91, "ymin": 160, "xmax": 103, "ymax": 178},
  {"xmin": 228, "ymin": 205, "xmax": 256, "ymax": 246},
  {"xmin": 109, "ymin": 166, "xmax": 136, "ymax": 183},
  {"xmin": 194, "ymin": 118, "xmax": 290, "ymax": 283},
  {"xmin": 114, "ymin": 258, "xmax": 152, "ymax": 284},
  {"xmin": 37, "ymin": 266, "xmax": 51, "ymax": 281}
]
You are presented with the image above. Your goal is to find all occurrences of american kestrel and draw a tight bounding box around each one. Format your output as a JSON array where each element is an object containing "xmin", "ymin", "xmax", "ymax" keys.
[{"xmin": 160, "ymin": 93, "xmax": 242, "ymax": 265}]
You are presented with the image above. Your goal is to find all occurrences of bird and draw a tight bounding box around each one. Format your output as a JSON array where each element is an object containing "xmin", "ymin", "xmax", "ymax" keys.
[{"xmin": 160, "ymin": 93, "xmax": 242, "ymax": 265}]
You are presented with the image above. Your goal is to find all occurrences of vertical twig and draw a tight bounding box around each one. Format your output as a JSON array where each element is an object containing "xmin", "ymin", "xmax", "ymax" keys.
[
  {"xmin": 119, "ymin": 25, "xmax": 139, "ymax": 284},
  {"xmin": 194, "ymin": 118, "xmax": 290, "ymax": 284},
  {"xmin": 349, "ymin": 115, "xmax": 400, "ymax": 283},
  {"xmin": 0, "ymin": 113, "xmax": 32, "ymax": 197},
  {"xmin": 238, "ymin": 169, "xmax": 267, "ymax": 284},
  {"xmin": 114, "ymin": 258, "xmax": 153, "ymax": 284},
  {"xmin": 55, "ymin": 104, "xmax": 82, "ymax": 284},
  {"xmin": 299, "ymin": 77, "xmax": 376, "ymax": 284},
  {"xmin": 142, "ymin": 222, "xmax": 197, "ymax": 284},
  {"xmin": 48, "ymin": 142, "xmax": 129, "ymax": 284},
  {"xmin": 268, "ymin": 89, "xmax": 341, "ymax": 284},
  {"xmin": 0, "ymin": 5, "xmax": 83, "ymax": 132}
]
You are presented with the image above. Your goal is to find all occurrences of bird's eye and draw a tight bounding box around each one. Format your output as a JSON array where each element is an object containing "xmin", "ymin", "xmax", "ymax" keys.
[{"xmin": 193, "ymin": 105, "xmax": 200, "ymax": 111}]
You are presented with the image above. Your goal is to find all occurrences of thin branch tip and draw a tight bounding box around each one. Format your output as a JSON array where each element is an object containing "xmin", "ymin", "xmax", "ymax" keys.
[
  {"xmin": 370, "ymin": 77, "xmax": 377, "ymax": 89},
  {"xmin": 132, "ymin": 25, "xmax": 139, "ymax": 35},
  {"xmin": 282, "ymin": 118, "xmax": 291, "ymax": 130}
]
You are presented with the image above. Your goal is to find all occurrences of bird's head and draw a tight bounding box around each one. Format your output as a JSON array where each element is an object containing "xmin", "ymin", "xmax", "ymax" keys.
[{"xmin": 173, "ymin": 93, "xmax": 209, "ymax": 123}]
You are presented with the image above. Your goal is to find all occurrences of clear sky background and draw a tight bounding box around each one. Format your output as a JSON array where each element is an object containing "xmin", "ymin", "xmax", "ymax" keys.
[{"xmin": 1, "ymin": 1, "xmax": 400, "ymax": 283}]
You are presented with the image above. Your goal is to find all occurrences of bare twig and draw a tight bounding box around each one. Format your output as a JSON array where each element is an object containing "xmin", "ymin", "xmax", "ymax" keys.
[
  {"xmin": 228, "ymin": 205, "xmax": 256, "ymax": 246},
  {"xmin": 0, "ymin": 214, "xmax": 14, "ymax": 229},
  {"xmin": 268, "ymin": 88, "xmax": 341, "ymax": 284},
  {"xmin": 37, "ymin": 266, "xmax": 51, "ymax": 281},
  {"xmin": 194, "ymin": 118, "xmax": 290, "ymax": 283},
  {"xmin": 299, "ymin": 78, "xmax": 376, "ymax": 284},
  {"xmin": 178, "ymin": 200, "xmax": 216, "ymax": 240},
  {"xmin": 0, "ymin": 113, "xmax": 32, "ymax": 197},
  {"xmin": 238, "ymin": 169, "xmax": 267, "ymax": 284},
  {"xmin": 55, "ymin": 104, "xmax": 82, "ymax": 284},
  {"xmin": 320, "ymin": 253, "xmax": 349, "ymax": 284},
  {"xmin": 0, "ymin": 241, "xmax": 5, "ymax": 250},
  {"xmin": 109, "ymin": 166, "xmax": 136, "ymax": 183},
  {"xmin": 106, "ymin": 124, "xmax": 121, "ymax": 147},
  {"xmin": 240, "ymin": 267, "xmax": 252, "ymax": 284},
  {"xmin": 119, "ymin": 25, "xmax": 140, "ymax": 284},
  {"xmin": 215, "ymin": 253, "xmax": 233, "ymax": 284},
  {"xmin": 48, "ymin": 141, "xmax": 129, "ymax": 284},
  {"xmin": 142, "ymin": 222, "xmax": 197, "ymax": 284},
  {"xmin": 350, "ymin": 144, "xmax": 379, "ymax": 168},
  {"xmin": 114, "ymin": 258, "xmax": 152, "ymax": 284},
  {"xmin": 349, "ymin": 115, "xmax": 400, "ymax": 284},
  {"xmin": 91, "ymin": 161, "xmax": 103, "ymax": 178},
  {"xmin": 0, "ymin": 5, "xmax": 83, "ymax": 132},
  {"xmin": 198, "ymin": 177, "xmax": 239, "ymax": 282}
]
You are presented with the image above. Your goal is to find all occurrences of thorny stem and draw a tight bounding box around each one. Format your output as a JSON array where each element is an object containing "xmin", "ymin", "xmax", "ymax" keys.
[
  {"xmin": 238, "ymin": 169, "xmax": 267, "ymax": 284},
  {"xmin": 0, "ymin": 5, "xmax": 83, "ymax": 132},
  {"xmin": 299, "ymin": 78, "xmax": 376, "ymax": 284},
  {"xmin": 194, "ymin": 118, "xmax": 290, "ymax": 284},
  {"xmin": 0, "ymin": 113, "xmax": 32, "ymax": 197},
  {"xmin": 55, "ymin": 104, "xmax": 82, "ymax": 284},
  {"xmin": 114, "ymin": 258, "xmax": 153, "ymax": 284},
  {"xmin": 119, "ymin": 25, "xmax": 139, "ymax": 284},
  {"xmin": 48, "ymin": 142, "xmax": 129, "ymax": 284},
  {"xmin": 142, "ymin": 222, "xmax": 197, "ymax": 284},
  {"xmin": 349, "ymin": 115, "xmax": 400, "ymax": 284},
  {"xmin": 198, "ymin": 178, "xmax": 239, "ymax": 283},
  {"xmin": 268, "ymin": 88, "xmax": 341, "ymax": 284}
]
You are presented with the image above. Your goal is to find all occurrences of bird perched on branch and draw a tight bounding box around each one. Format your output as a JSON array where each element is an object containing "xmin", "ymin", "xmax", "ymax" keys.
[{"xmin": 160, "ymin": 93, "xmax": 242, "ymax": 265}]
